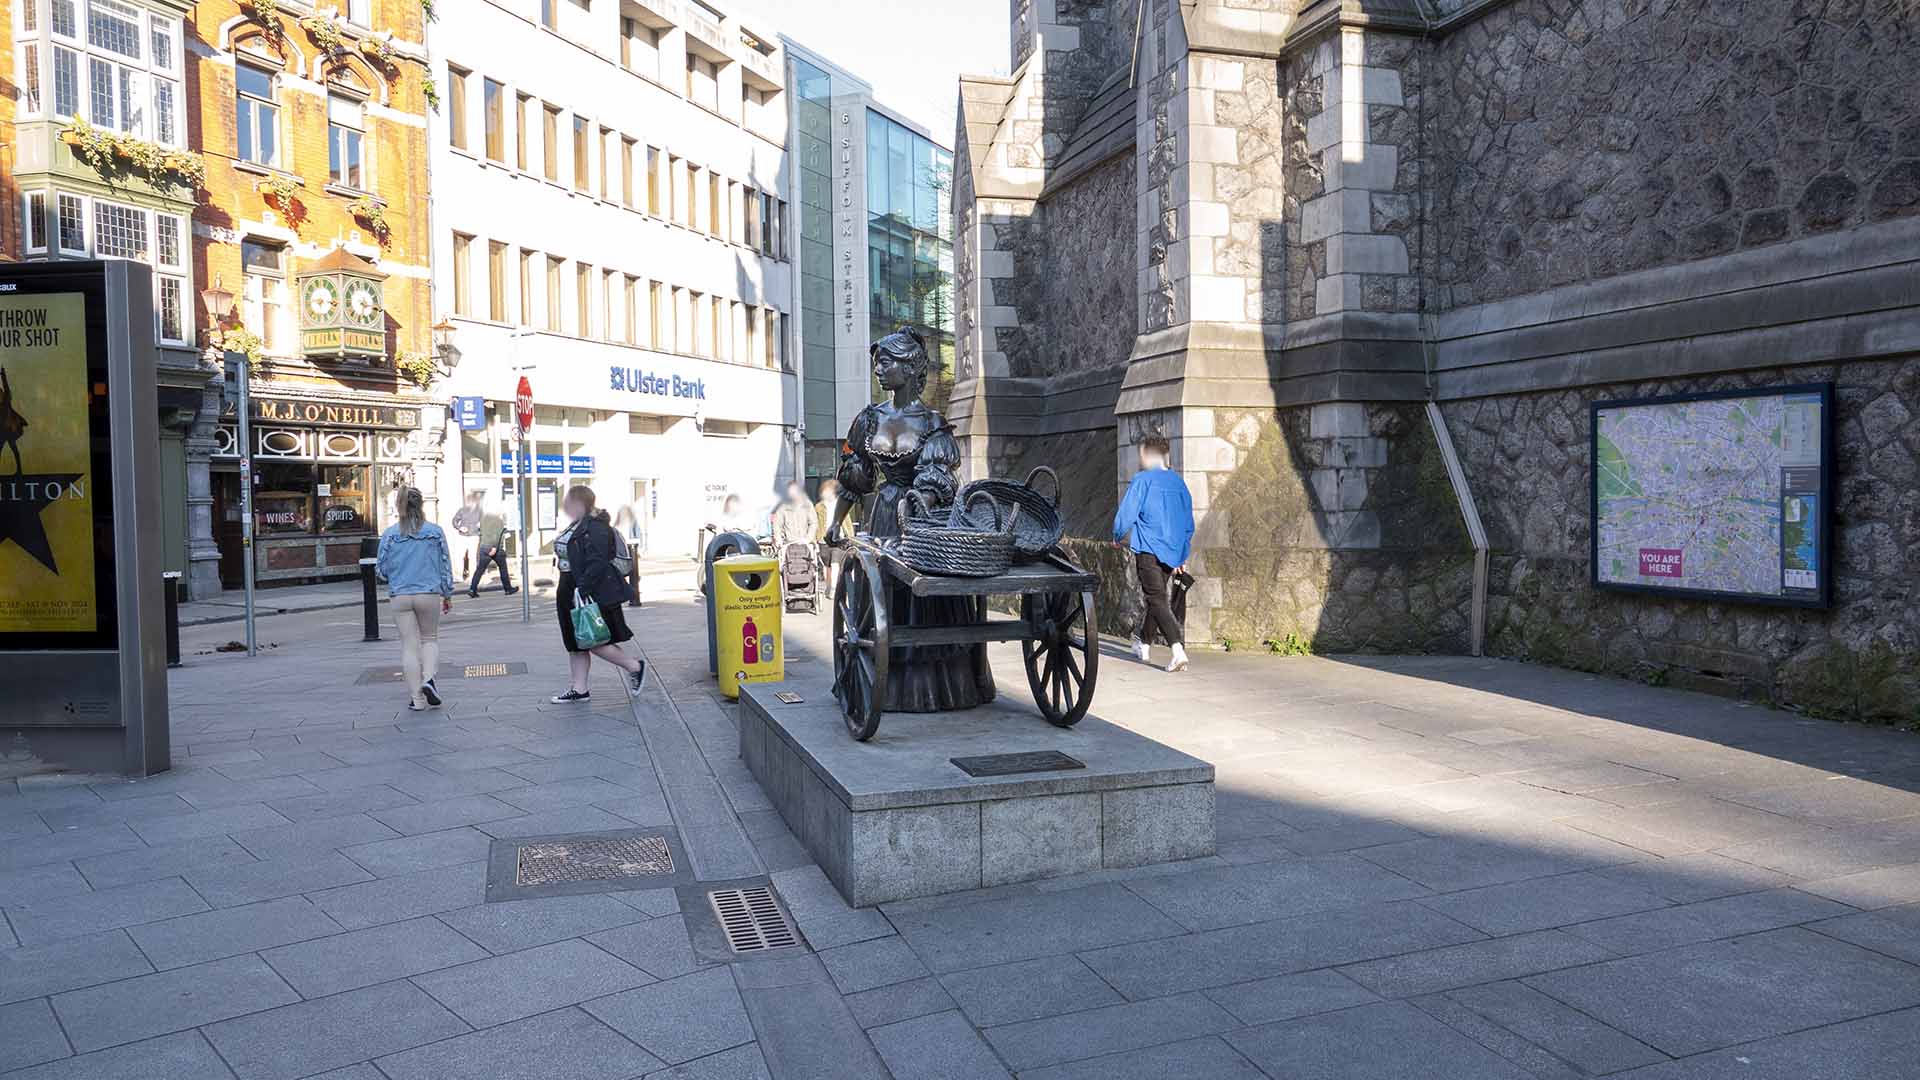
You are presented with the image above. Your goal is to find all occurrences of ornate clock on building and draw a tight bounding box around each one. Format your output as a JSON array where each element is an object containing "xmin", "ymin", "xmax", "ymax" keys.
[{"xmin": 303, "ymin": 278, "xmax": 340, "ymax": 323}]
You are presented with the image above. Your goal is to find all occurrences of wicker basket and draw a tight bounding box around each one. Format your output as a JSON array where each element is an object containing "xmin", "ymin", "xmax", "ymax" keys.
[
  {"xmin": 895, "ymin": 491, "xmax": 1020, "ymax": 577},
  {"xmin": 956, "ymin": 466, "xmax": 1064, "ymax": 558}
]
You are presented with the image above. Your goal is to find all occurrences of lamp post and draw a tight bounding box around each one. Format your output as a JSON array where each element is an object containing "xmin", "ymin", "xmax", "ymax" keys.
[
  {"xmin": 200, "ymin": 278, "xmax": 255, "ymax": 657},
  {"xmin": 431, "ymin": 318, "xmax": 459, "ymax": 374}
]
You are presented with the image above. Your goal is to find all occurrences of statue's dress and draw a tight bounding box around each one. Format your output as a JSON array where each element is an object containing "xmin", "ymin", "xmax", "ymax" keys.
[{"xmin": 837, "ymin": 402, "xmax": 996, "ymax": 712}]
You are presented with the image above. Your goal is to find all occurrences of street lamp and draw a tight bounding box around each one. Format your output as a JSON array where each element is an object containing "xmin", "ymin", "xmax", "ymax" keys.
[
  {"xmin": 199, "ymin": 275, "xmax": 235, "ymax": 327},
  {"xmin": 431, "ymin": 318, "xmax": 459, "ymax": 372},
  {"xmin": 200, "ymin": 273, "xmax": 256, "ymax": 658}
]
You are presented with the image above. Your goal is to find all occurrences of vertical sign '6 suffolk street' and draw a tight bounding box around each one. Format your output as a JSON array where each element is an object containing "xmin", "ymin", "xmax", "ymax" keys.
[{"xmin": 0, "ymin": 292, "xmax": 96, "ymax": 633}]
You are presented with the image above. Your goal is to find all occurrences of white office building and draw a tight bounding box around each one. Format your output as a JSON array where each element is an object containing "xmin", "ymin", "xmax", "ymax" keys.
[{"xmin": 429, "ymin": 0, "xmax": 799, "ymax": 559}]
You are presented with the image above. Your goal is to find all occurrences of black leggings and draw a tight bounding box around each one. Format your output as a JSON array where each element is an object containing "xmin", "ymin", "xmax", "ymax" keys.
[{"xmin": 1135, "ymin": 552, "xmax": 1183, "ymax": 647}]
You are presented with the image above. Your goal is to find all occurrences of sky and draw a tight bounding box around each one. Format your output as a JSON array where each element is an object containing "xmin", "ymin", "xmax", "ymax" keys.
[{"xmin": 724, "ymin": 0, "xmax": 1010, "ymax": 139}]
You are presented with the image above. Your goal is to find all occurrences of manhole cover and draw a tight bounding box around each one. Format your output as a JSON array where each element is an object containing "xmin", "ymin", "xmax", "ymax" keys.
[
  {"xmin": 463, "ymin": 662, "xmax": 528, "ymax": 678},
  {"xmin": 515, "ymin": 835, "xmax": 674, "ymax": 886},
  {"xmin": 708, "ymin": 886, "xmax": 798, "ymax": 953},
  {"xmin": 355, "ymin": 666, "xmax": 405, "ymax": 685},
  {"xmin": 950, "ymin": 750, "xmax": 1086, "ymax": 778}
]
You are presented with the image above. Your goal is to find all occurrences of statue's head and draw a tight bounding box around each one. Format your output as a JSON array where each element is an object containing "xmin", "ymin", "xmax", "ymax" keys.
[{"xmin": 870, "ymin": 327, "xmax": 931, "ymax": 400}]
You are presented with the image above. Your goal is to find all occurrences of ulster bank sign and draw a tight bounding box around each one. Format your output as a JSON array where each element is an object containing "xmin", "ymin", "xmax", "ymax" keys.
[{"xmin": 608, "ymin": 366, "xmax": 707, "ymax": 401}]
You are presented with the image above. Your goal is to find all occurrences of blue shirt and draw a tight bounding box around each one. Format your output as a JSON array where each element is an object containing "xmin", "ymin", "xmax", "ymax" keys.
[
  {"xmin": 1113, "ymin": 466, "xmax": 1194, "ymax": 569},
  {"xmin": 375, "ymin": 523, "xmax": 454, "ymax": 598}
]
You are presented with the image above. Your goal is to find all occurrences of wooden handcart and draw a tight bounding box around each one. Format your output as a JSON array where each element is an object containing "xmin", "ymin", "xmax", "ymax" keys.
[{"xmin": 831, "ymin": 537, "xmax": 1101, "ymax": 741}]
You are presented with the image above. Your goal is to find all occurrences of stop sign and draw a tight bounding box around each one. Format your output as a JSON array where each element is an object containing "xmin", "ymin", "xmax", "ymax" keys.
[{"xmin": 514, "ymin": 375, "xmax": 533, "ymax": 434}]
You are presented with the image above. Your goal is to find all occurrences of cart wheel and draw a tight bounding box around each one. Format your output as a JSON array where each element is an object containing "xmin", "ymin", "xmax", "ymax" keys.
[
  {"xmin": 833, "ymin": 551, "xmax": 889, "ymax": 740},
  {"xmin": 1022, "ymin": 589, "xmax": 1098, "ymax": 727}
]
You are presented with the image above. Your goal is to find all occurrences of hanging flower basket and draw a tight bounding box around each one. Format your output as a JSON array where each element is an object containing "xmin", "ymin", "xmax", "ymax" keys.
[
  {"xmin": 257, "ymin": 173, "xmax": 301, "ymax": 207},
  {"xmin": 349, "ymin": 195, "xmax": 391, "ymax": 240},
  {"xmin": 395, "ymin": 351, "xmax": 437, "ymax": 388},
  {"xmin": 62, "ymin": 119, "xmax": 204, "ymax": 191}
]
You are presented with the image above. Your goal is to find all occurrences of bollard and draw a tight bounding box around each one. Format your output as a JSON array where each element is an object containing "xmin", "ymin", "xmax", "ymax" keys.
[
  {"xmin": 162, "ymin": 571, "xmax": 182, "ymax": 668},
  {"xmin": 702, "ymin": 530, "xmax": 761, "ymax": 675},
  {"xmin": 359, "ymin": 558, "xmax": 381, "ymax": 642}
]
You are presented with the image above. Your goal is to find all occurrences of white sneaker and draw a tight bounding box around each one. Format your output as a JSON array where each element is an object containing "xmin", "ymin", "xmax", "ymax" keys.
[
  {"xmin": 1167, "ymin": 644, "xmax": 1189, "ymax": 672},
  {"xmin": 1130, "ymin": 638, "xmax": 1151, "ymax": 662}
]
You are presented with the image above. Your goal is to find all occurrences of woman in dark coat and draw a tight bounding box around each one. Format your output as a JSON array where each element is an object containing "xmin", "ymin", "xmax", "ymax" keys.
[
  {"xmin": 551, "ymin": 485, "xmax": 647, "ymax": 703},
  {"xmin": 825, "ymin": 328, "xmax": 995, "ymax": 711}
]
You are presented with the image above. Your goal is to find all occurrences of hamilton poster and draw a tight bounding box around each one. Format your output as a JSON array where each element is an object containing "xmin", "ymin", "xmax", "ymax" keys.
[{"xmin": 0, "ymin": 293, "xmax": 96, "ymax": 633}]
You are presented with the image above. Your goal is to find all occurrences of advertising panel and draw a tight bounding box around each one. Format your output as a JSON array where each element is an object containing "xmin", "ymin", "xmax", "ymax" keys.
[{"xmin": 0, "ymin": 292, "xmax": 105, "ymax": 637}]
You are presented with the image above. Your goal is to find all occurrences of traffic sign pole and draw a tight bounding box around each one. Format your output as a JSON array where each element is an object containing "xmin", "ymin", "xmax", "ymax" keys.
[{"xmin": 515, "ymin": 375, "xmax": 534, "ymax": 625}]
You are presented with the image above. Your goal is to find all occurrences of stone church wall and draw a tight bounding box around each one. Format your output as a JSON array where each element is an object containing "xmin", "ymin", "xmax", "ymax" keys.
[{"xmin": 1429, "ymin": 0, "xmax": 1920, "ymax": 309}]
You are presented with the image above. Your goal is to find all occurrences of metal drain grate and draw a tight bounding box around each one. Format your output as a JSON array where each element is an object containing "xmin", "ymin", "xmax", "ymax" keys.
[
  {"xmin": 515, "ymin": 835, "xmax": 674, "ymax": 887},
  {"xmin": 708, "ymin": 886, "xmax": 799, "ymax": 953},
  {"xmin": 462, "ymin": 662, "xmax": 528, "ymax": 678}
]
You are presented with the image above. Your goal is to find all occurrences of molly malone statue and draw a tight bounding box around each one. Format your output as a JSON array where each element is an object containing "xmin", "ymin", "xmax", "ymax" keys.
[{"xmin": 825, "ymin": 327, "xmax": 996, "ymax": 712}]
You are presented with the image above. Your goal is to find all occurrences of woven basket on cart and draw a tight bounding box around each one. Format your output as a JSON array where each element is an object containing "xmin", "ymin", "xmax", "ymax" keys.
[
  {"xmin": 894, "ymin": 491, "xmax": 1021, "ymax": 577},
  {"xmin": 956, "ymin": 466, "xmax": 1064, "ymax": 559}
]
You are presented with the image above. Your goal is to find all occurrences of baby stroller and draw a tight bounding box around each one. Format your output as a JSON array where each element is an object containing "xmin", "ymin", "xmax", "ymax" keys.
[{"xmin": 780, "ymin": 542, "xmax": 820, "ymax": 614}]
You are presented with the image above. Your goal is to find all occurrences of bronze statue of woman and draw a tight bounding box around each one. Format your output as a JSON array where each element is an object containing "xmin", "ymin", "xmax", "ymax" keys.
[{"xmin": 826, "ymin": 328, "xmax": 995, "ymax": 712}]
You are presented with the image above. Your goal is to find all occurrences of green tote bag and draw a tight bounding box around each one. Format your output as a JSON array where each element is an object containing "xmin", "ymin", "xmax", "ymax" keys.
[{"xmin": 570, "ymin": 590, "xmax": 612, "ymax": 649}]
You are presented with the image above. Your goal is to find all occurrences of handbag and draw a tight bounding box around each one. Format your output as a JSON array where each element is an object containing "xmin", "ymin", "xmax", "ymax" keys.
[{"xmin": 570, "ymin": 589, "xmax": 612, "ymax": 649}]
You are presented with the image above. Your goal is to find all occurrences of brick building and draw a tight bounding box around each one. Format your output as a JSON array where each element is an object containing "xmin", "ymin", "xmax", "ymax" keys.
[
  {"xmin": 188, "ymin": 0, "xmax": 437, "ymax": 592},
  {"xmin": 6, "ymin": 0, "xmax": 205, "ymax": 592},
  {"xmin": 953, "ymin": 0, "xmax": 1920, "ymax": 717}
]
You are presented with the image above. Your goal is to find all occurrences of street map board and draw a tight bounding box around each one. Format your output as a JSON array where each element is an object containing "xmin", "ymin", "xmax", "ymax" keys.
[{"xmin": 1591, "ymin": 384, "xmax": 1832, "ymax": 608}]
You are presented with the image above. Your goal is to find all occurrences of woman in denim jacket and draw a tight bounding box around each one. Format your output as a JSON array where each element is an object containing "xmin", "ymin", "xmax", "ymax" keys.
[{"xmin": 376, "ymin": 487, "xmax": 454, "ymax": 711}]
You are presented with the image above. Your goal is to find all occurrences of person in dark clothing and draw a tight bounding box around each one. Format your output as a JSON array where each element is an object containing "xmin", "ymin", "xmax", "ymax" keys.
[
  {"xmin": 550, "ymin": 485, "xmax": 646, "ymax": 703},
  {"xmin": 1113, "ymin": 434, "xmax": 1196, "ymax": 672},
  {"xmin": 466, "ymin": 500, "xmax": 517, "ymax": 597}
]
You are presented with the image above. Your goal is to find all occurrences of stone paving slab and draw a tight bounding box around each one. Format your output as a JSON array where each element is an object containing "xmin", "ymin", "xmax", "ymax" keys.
[{"xmin": 3, "ymin": 592, "xmax": 1917, "ymax": 1079}]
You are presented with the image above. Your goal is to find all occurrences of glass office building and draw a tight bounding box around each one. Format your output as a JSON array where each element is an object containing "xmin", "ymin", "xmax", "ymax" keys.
[
  {"xmin": 866, "ymin": 112, "xmax": 955, "ymax": 412},
  {"xmin": 793, "ymin": 56, "xmax": 839, "ymax": 474},
  {"xmin": 787, "ymin": 43, "xmax": 955, "ymax": 482}
]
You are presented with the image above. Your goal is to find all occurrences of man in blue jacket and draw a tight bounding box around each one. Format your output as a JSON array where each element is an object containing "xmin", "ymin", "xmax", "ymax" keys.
[{"xmin": 1113, "ymin": 434, "xmax": 1195, "ymax": 671}]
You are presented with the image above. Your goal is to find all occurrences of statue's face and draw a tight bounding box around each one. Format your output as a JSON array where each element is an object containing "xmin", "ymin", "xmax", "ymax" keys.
[{"xmin": 874, "ymin": 351, "xmax": 914, "ymax": 392}]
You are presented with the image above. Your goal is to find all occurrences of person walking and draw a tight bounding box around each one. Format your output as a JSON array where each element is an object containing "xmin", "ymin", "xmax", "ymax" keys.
[
  {"xmin": 551, "ymin": 485, "xmax": 647, "ymax": 703},
  {"xmin": 449, "ymin": 491, "xmax": 482, "ymax": 580},
  {"xmin": 466, "ymin": 497, "xmax": 517, "ymax": 598},
  {"xmin": 772, "ymin": 482, "xmax": 815, "ymax": 551},
  {"xmin": 1113, "ymin": 434, "xmax": 1195, "ymax": 672},
  {"xmin": 376, "ymin": 487, "xmax": 454, "ymax": 710},
  {"xmin": 814, "ymin": 478, "xmax": 854, "ymax": 598}
]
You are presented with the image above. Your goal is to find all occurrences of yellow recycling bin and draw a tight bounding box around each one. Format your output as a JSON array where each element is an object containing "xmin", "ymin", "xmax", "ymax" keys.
[{"xmin": 713, "ymin": 554, "xmax": 782, "ymax": 700}]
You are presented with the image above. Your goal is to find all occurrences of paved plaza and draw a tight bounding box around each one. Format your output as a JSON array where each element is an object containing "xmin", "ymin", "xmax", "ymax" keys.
[{"xmin": 4, "ymin": 585, "xmax": 1920, "ymax": 1078}]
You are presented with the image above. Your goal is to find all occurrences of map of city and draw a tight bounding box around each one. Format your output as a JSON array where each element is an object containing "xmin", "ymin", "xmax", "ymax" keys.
[{"xmin": 1594, "ymin": 390, "xmax": 1824, "ymax": 600}]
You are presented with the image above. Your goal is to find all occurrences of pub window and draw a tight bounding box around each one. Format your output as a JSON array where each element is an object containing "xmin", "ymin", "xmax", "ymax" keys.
[
  {"xmin": 450, "ymin": 232, "xmax": 472, "ymax": 316},
  {"xmin": 235, "ymin": 62, "xmax": 278, "ymax": 166},
  {"xmin": 52, "ymin": 45, "xmax": 79, "ymax": 119},
  {"xmin": 94, "ymin": 200, "xmax": 147, "ymax": 260},
  {"xmin": 446, "ymin": 65, "xmax": 469, "ymax": 151},
  {"xmin": 242, "ymin": 238, "xmax": 288, "ymax": 353},
  {"xmin": 255, "ymin": 462, "xmax": 317, "ymax": 536},
  {"xmin": 24, "ymin": 192, "xmax": 49, "ymax": 254},
  {"xmin": 21, "ymin": 42, "xmax": 43, "ymax": 115},
  {"xmin": 318, "ymin": 464, "xmax": 373, "ymax": 533},
  {"xmin": 483, "ymin": 78, "xmax": 506, "ymax": 162},
  {"xmin": 488, "ymin": 241, "xmax": 508, "ymax": 322},
  {"xmin": 327, "ymin": 94, "xmax": 366, "ymax": 190},
  {"xmin": 56, "ymin": 193, "xmax": 86, "ymax": 254}
]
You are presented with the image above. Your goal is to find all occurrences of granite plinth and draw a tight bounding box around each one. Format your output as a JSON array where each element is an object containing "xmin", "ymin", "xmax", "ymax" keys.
[{"xmin": 739, "ymin": 668, "xmax": 1216, "ymax": 908}]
